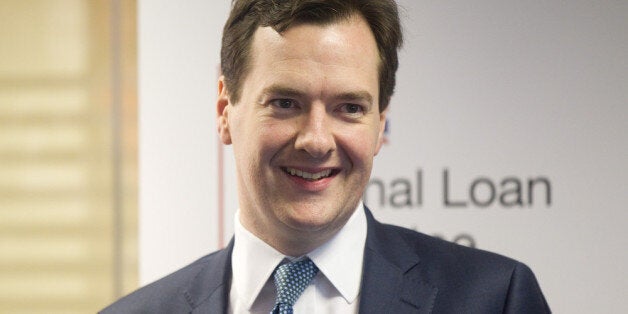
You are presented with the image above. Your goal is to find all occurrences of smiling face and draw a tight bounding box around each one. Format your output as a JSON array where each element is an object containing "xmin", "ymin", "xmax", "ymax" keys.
[{"xmin": 217, "ymin": 14, "xmax": 386, "ymax": 256}]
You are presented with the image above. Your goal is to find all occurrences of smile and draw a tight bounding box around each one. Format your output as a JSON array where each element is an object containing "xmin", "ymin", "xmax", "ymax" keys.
[{"xmin": 282, "ymin": 167, "xmax": 335, "ymax": 181}]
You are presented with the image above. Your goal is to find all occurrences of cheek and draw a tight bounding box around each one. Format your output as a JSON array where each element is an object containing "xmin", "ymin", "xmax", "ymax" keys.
[
  {"xmin": 261, "ymin": 121, "xmax": 297, "ymax": 140},
  {"xmin": 254, "ymin": 121, "xmax": 297, "ymax": 159},
  {"xmin": 337, "ymin": 126, "xmax": 381, "ymax": 166}
]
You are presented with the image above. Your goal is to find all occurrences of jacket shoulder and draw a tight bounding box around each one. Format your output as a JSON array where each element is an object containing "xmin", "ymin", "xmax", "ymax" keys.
[
  {"xmin": 372, "ymin": 219, "xmax": 520, "ymax": 271},
  {"xmin": 373, "ymin": 222, "xmax": 550, "ymax": 313},
  {"xmin": 100, "ymin": 248, "xmax": 230, "ymax": 314}
]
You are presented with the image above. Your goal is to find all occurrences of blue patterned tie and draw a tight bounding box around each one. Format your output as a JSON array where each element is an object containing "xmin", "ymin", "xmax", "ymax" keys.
[{"xmin": 270, "ymin": 258, "xmax": 319, "ymax": 314}]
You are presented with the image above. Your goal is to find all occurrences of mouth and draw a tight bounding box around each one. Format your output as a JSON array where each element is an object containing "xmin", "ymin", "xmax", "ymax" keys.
[{"xmin": 281, "ymin": 167, "xmax": 339, "ymax": 181}]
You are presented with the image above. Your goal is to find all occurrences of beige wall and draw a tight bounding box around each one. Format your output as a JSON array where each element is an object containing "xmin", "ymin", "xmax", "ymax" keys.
[{"xmin": 0, "ymin": 0, "xmax": 137, "ymax": 312}]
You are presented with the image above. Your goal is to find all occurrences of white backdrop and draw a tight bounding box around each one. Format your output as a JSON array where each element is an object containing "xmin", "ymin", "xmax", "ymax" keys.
[{"xmin": 139, "ymin": 1, "xmax": 628, "ymax": 313}]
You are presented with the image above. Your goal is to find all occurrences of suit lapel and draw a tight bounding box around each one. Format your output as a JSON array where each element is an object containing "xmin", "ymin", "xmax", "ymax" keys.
[
  {"xmin": 186, "ymin": 239, "xmax": 234, "ymax": 314},
  {"xmin": 359, "ymin": 208, "xmax": 438, "ymax": 314},
  {"xmin": 180, "ymin": 211, "xmax": 439, "ymax": 313}
]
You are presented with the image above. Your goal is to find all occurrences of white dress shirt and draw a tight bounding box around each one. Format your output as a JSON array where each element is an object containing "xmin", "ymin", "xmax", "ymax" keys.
[{"xmin": 228, "ymin": 203, "xmax": 367, "ymax": 314}]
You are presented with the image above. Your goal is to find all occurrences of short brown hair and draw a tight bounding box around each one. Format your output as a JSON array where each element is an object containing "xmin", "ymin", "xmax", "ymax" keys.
[{"xmin": 221, "ymin": 0, "xmax": 403, "ymax": 112}]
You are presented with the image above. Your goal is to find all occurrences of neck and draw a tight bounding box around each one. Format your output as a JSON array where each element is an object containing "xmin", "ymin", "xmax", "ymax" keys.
[
  {"xmin": 239, "ymin": 213, "xmax": 348, "ymax": 257},
  {"xmin": 260, "ymin": 223, "xmax": 340, "ymax": 257}
]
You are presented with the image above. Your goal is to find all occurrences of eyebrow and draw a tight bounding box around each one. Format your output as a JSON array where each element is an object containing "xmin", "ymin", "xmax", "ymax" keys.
[
  {"xmin": 261, "ymin": 85, "xmax": 306, "ymax": 99},
  {"xmin": 335, "ymin": 91, "xmax": 374, "ymax": 107},
  {"xmin": 261, "ymin": 85, "xmax": 374, "ymax": 107}
]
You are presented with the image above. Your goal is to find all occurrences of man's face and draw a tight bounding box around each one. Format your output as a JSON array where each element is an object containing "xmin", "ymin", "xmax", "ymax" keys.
[{"xmin": 218, "ymin": 15, "xmax": 386, "ymax": 253}]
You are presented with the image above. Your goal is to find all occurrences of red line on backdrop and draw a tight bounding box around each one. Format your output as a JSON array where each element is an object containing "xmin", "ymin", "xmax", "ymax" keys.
[{"xmin": 217, "ymin": 138, "xmax": 225, "ymax": 248}]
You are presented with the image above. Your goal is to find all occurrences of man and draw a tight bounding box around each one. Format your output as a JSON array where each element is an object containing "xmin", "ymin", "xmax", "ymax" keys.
[{"xmin": 103, "ymin": 0, "xmax": 550, "ymax": 313}]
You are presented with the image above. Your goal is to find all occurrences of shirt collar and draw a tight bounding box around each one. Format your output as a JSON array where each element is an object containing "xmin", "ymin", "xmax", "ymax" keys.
[
  {"xmin": 231, "ymin": 212, "xmax": 285, "ymax": 311},
  {"xmin": 231, "ymin": 203, "xmax": 367, "ymax": 309},
  {"xmin": 308, "ymin": 202, "xmax": 367, "ymax": 304}
]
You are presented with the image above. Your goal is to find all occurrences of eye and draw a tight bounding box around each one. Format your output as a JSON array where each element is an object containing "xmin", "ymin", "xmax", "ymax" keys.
[
  {"xmin": 339, "ymin": 103, "xmax": 366, "ymax": 115},
  {"xmin": 345, "ymin": 104, "xmax": 362, "ymax": 113},
  {"xmin": 270, "ymin": 99, "xmax": 297, "ymax": 109}
]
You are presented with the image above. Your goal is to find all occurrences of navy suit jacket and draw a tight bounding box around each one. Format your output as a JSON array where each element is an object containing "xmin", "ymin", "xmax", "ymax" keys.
[{"xmin": 101, "ymin": 208, "xmax": 550, "ymax": 313}]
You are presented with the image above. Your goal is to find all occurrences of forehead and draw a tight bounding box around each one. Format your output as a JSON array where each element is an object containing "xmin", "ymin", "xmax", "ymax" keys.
[{"xmin": 246, "ymin": 15, "xmax": 380, "ymax": 90}]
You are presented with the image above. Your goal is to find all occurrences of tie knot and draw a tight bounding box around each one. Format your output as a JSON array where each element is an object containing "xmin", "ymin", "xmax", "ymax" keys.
[{"xmin": 273, "ymin": 258, "xmax": 319, "ymax": 307}]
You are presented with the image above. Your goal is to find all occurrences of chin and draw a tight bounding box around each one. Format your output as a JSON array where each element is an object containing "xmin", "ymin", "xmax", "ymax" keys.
[
  {"xmin": 283, "ymin": 215, "xmax": 328, "ymax": 231},
  {"xmin": 281, "ymin": 206, "xmax": 344, "ymax": 233}
]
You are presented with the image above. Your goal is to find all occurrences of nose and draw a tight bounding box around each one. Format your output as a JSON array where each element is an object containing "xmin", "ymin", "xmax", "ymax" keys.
[{"xmin": 294, "ymin": 105, "xmax": 335, "ymax": 159}]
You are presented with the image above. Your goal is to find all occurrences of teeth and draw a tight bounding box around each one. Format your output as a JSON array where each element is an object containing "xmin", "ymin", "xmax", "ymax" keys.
[{"xmin": 285, "ymin": 168, "xmax": 332, "ymax": 180}]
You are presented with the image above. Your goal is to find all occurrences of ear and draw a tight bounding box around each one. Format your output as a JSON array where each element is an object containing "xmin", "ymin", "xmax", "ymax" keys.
[
  {"xmin": 217, "ymin": 76, "xmax": 232, "ymax": 145},
  {"xmin": 374, "ymin": 108, "xmax": 388, "ymax": 155}
]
